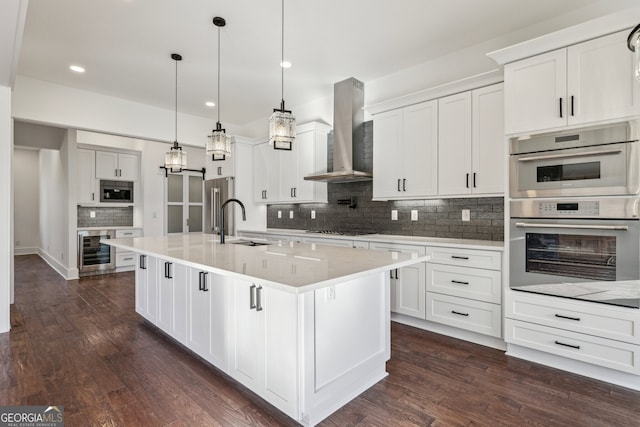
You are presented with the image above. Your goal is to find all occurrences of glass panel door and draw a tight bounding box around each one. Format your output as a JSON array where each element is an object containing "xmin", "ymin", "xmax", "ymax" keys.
[{"xmin": 165, "ymin": 173, "xmax": 204, "ymax": 234}]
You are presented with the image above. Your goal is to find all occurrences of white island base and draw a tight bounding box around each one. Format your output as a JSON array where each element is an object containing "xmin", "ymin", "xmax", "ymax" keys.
[{"xmin": 228, "ymin": 272, "xmax": 391, "ymax": 426}]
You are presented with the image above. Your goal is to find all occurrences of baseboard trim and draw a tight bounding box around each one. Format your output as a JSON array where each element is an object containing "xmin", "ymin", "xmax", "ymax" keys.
[
  {"xmin": 14, "ymin": 247, "xmax": 38, "ymax": 255},
  {"xmin": 37, "ymin": 249, "xmax": 78, "ymax": 280}
]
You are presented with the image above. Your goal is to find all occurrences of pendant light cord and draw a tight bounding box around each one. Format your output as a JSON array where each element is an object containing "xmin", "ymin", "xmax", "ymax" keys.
[
  {"xmin": 281, "ymin": 0, "xmax": 285, "ymax": 104},
  {"xmin": 217, "ymin": 24, "xmax": 221, "ymax": 125},
  {"xmin": 174, "ymin": 57, "xmax": 178, "ymax": 144}
]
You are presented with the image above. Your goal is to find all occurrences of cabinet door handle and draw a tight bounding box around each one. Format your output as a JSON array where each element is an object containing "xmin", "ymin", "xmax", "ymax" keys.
[
  {"xmin": 466, "ymin": 173, "xmax": 469, "ymax": 188},
  {"xmin": 570, "ymin": 95, "xmax": 574, "ymax": 116},
  {"xmin": 256, "ymin": 286, "xmax": 263, "ymax": 311},
  {"xmin": 397, "ymin": 179, "xmax": 401, "ymax": 192},
  {"xmin": 294, "ymin": 187, "xmax": 297, "ymax": 197},
  {"xmin": 395, "ymin": 269, "xmax": 399, "ymax": 280},
  {"xmin": 473, "ymin": 173, "xmax": 476, "ymax": 188},
  {"xmin": 451, "ymin": 280, "xmax": 469, "ymax": 285},
  {"xmin": 217, "ymin": 166, "xmax": 222, "ymax": 176},
  {"xmin": 291, "ymin": 187, "xmax": 294, "ymax": 198},
  {"xmin": 451, "ymin": 255, "xmax": 469, "ymax": 260},
  {"xmin": 165, "ymin": 262, "xmax": 173, "ymax": 279},
  {"xmin": 91, "ymin": 192, "xmax": 94, "ymax": 201},
  {"xmin": 402, "ymin": 179, "xmax": 406, "ymax": 192},
  {"xmin": 115, "ymin": 168, "xmax": 118, "ymax": 177},
  {"xmin": 139, "ymin": 254, "xmax": 146, "ymax": 269},
  {"xmin": 451, "ymin": 310, "xmax": 469, "ymax": 317},
  {"xmin": 555, "ymin": 340, "xmax": 580, "ymax": 350},
  {"xmin": 250, "ymin": 284, "xmax": 257, "ymax": 309},
  {"xmin": 554, "ymin": 314, "xmax": 580, "ymax": 321},
  {"xmin": 390, "ymin": 270, "xmax": 393, "ymax": 279},
  {"xmin": 201, "ymin": 272, "xmax": 208, "ymax": 291},
  {"xmin": 559, "ymin": 97, "xmax": 563, "ymax": 118}
]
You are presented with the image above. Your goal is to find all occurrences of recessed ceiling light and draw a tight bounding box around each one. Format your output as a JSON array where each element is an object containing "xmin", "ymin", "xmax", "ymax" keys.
[
  {"xmin": 205, "ymin": 101, "xmax": 216, "ymax": 107},
  {"xmin": 69, "ymin": 65, "xmax": 85, "ymax": 73},
  {"xmin": 280, "ymin": 60, "xmax": 292, "ymax": 68}
]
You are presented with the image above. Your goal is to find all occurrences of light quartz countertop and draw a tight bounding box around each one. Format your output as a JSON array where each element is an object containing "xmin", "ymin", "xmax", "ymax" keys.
[
  {"xmin": 106, "ymin": 234, "xmax": 429, "ymax": 293},
  {"xmin": 239, "ymin": 228, "xmax": 505, "ymax": 251},
  {"xmin": 77, "ymin": 226, "xmax": 142, "ymax": 231}
]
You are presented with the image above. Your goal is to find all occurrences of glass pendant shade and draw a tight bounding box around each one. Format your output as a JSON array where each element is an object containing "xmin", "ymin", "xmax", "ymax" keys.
[
  {"xmin": 627, "ymin": 24, "xmax": 640, "ymax": 82},
  {"xmin": 206, "ymin": 123, "xmax": 232, "ymax": 157},
  {"xmin": 165, "ymin": 143, "xmax": 187, "ymax": 172},
  {"xmin": 269, "ymin": 105, "xmax": 296, "ymax": 150}
]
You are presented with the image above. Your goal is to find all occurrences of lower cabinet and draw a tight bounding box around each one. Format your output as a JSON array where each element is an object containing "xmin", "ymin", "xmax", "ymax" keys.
[
  {"xmin": 135, "ymin": 254, "xmax": 158, "ymax": 323},
  {"xmin": 187, "ymin": 269, "xmax": 228, "ymax": 369},
  {"xmin": 505, "ymin": 291, "xmax": 640, "ymax": 374},
  {"xmin": 157, "ymin": 260, "xmax": 188, "ymax": 345},
  {"xmin": 369, "ymin": 242, "xmax": 427, "ymax": 319},
  {"xmin": 228, "ymin": 280, "xmax": 299, "ymax": 418}
]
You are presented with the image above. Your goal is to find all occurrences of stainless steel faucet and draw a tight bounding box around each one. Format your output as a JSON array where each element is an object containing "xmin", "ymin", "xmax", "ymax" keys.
[{"xmin": 220, "ymin": 198, "xmax": 246, "ymax": 244}]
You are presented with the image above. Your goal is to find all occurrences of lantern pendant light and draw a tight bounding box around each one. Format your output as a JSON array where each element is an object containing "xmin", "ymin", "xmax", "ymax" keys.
[
  {"xmin": 206, "ymin": 16, "xmax": 232, "ymax": 161},
  {"xmin": 628, "ymin": 23, "xmax": 640, "ymax": 82},
  {"xmin": 269, "ymin": 0, "xmax": 296, "ymax": 150},
  {"xmin": 165, "ymin": 53, "xmax": 188, "ymax": 172}
]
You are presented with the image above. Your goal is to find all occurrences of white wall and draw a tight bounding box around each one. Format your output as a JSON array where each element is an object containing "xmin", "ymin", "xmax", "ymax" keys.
[
  {"xmin": 13, "ymin": 147, "xmax": 39, "ymax": 254},
  {"xmin": 0, "ymin": 86, "xmax": 12, "ymax": 332}
]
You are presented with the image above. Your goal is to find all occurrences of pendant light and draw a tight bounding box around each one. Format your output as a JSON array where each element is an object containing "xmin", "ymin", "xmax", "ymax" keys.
[
  {"xmin": 165, "ymin": 53, "xmax": 188, "ymax": 172},
  {"xmin": 627, "ymin": 23, "xmax": 640, "ymax": 82},
  {"xmin": 206, "ymin": 16, "xmax": 232, "ymax": 161},
  {"xmin": 269, "ymin": 0, "xmax": 296, "ymax": 150}
]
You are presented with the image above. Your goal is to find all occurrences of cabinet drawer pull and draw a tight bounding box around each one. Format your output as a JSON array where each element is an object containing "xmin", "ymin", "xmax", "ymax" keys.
[
  {"xmin": 250, "ymin": 284, "xmax": 257, "ymax": 309},
  {"xmin": 256, "ymin": 286, "xmax": 263, "ymax": 311},
  {"xmin": 451, "ymin": 255, "xmax": 469, "ymax": 260},
  {"xmin": 451, "ymin": 280, "xmax": 469, "ymax": 285},
  {"xmin": 123, "ymin": 232, "xmax": 133, "ymax": 236},
  {"xmin": 123, "ymin": 257, "xmax": 134, "ymax": 261},
  {"xmin": 555, "ymin": 340, "xmax": 580, "ymax": 350},
  {"xmin": 559, "ymin": 97, "xmax": 563, "ymax": 118},
  {"xmin": 139, "ymin": 254, "xmax": 146, "ymax": 269},
  {"xmin": 164, "ymin": 262, "xmax": 173, "ymax": 279},
  {"xmin": 451, "ymin": 310, "xmax": 469, "ymax": 317},
  {"xmin": 554, "ymin": 314, "xmax": 580, "ymax": 321}
]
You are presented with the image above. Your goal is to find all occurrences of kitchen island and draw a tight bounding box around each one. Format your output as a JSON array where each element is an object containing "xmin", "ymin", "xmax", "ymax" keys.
[{"xmin": 106, "ymin": 234, "xmax": 428, "ymax": 426}]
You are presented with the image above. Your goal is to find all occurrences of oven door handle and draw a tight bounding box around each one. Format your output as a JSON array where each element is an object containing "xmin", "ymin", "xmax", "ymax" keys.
[
  {"xmin": 515, "ymin": 222, "xmax": 629, "ymax": 231},
  {"xmin": 516, "ymin": 148, "xmax": 623, "ymax": 162}
]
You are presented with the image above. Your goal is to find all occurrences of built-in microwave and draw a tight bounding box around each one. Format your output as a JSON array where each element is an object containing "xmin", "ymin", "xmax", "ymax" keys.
[
  {"xmin": 509, "ymin": 121, "xmax": 640, "ymax": 198},
  {"xmin": 100, "ymin": 180, "xmax": 134, "ymax": 203}
]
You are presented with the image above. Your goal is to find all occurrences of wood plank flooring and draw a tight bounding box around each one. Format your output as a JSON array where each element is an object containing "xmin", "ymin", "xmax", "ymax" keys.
[{"xmin": 2, "ymin": 254, "xmax": 639, "ymax": 426}]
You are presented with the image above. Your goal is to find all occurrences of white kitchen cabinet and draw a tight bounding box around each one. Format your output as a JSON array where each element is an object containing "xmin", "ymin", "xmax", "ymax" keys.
[
  {"xmin": 438, "ymin": 84, "xmax": 504, "ymax": 196},
  {"xmin": 505, "ymin": 30, "xmax": 640, "ymax": 135},
  {"xmin": 156, "ymin": 259, "xmax": 188, "ymax": 345},
  {"xmin": 115, "ymin": 228, "xmax": 143, "ymax": 271},
  {"xmin": 471, "ymin": 84, "xmax": 505, "ymax": 195},
  {"xmin": 253, "ymin": 142, "xmax": 280, "ymax": 203},
  {"xmin": 229, "ymin": 280, "xmax": 299, "ymax": 418},
  {"xmin": 369, "ymin": 242, "xmax": 427, "ymax": 319},
  {"xmin": 187, "ymin": 269, "xmax": 227, "ymax": 370},
  {"xmin": 373, "ymin": 100, "xmax": 438, "ymax": 200},
  {"xmin": 95, "ymin": 150, "xmax": 139, "ymax": 181},
  {"xmin": 253, "ymin": 122, "xmax": 329, "ymax": 204},
  {"xmin": 77, "ymin": 148, "xmax": 97, "ymax": 204},
  {"xmin": 135, "ymin": 254, "xmax": 158, "ymax": 323}
]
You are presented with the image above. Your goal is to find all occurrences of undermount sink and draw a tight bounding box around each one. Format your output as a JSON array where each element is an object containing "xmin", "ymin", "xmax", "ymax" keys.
[{"xmin": 230, "ymin": 240, "xmax": 272, "ymax": 247}]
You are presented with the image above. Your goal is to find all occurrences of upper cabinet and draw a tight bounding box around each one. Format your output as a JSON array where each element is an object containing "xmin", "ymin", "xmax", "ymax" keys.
[
  {"xmin": 253, "ymin": 122, "xmax": 329, "ymax": 204},
  {"xmin": 438, "ymin": 84, "xmax": 504, "ymax": 196},
  {"xmin": 77, "ymin": 148, "xmax": 97, "ymax": 204},
  {"xmin": 504, "ymin": 30, "xmax": 640, "ymax": 135},
  {"xmin": 95, "ymin": 150, "xmax": 139, "ymax": 181},
  {"xmin": 373, "ymin": 100, "xmax": 438, "ymax": 200}
]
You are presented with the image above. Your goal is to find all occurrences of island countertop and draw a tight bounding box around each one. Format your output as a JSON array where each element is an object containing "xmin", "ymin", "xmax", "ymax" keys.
[{"xmin": 106, "ymin": 234, "xmax": 429, "ymax": 293}]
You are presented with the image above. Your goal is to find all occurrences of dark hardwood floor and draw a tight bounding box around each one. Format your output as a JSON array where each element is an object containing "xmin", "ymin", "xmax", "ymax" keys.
[{"xmin": 2, "ymin": 255, "xmax": 639, "ymax": 426}]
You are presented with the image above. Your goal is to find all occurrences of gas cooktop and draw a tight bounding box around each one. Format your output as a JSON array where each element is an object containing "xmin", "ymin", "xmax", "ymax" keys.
[{"xmin": 305, "ymin": 230, "xmax": 375, "ymax": 237}]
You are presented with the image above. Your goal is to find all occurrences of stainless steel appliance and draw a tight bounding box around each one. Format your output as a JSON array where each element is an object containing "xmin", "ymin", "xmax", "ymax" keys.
[
  {"xmin": 78, "ymin": 229, "xmax": 116, "ymax": 274},
  {"xmin": 100, "ymin": 180, "xmax": 134, "ymax": 203},
  {"xmin": 510, "ymin": 120, "xmax": 640, "ymax": 198},
  {"xmin": 205, "ymin": 177, "xmax": 234, "ymax": 235},
  {"xmin": 509, "ymin": 198, "xmax": 640, "ymax": 307}
]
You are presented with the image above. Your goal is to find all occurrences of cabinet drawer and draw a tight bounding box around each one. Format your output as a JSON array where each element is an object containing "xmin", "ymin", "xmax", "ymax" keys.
[
  {"xmin": 427, "ymin": 246, "xmax": 501, "ymax": 270},
  {"xmin": 506, "ymin": 291, "xmax": 640, "ymax": 345},
  {"xmin": 505, "ymin": 319, "xmax": 640, "ymax": 375},
  {"xmin": 370, "ymin": 242, "xmax": 427, "ymax": 256},
  {"xmin": 427, "ymin": 264, "xmax": 501, "ymax": 304},
  {"xmin": 426, "ymin": 293, "xmax": 501, "ymax": 338},
  {"xmin": 116, "ymin": 251, "xmax": 137, "ymax": 267},
  {"xmin": 116, "ymin": 228, "xmax": 143, "ymax": 238}
]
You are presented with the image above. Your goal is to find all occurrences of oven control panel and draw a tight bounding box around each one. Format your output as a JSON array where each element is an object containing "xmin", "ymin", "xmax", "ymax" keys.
[{"xmin": 537, "ymin": 201, "xmax": 600, "ymax": 216}]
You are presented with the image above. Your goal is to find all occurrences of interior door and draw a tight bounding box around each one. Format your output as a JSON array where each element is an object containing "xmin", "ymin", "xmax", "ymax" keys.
[{"xmin": 166, "ymin": 172, "xmax": 204, "ymax": 234}]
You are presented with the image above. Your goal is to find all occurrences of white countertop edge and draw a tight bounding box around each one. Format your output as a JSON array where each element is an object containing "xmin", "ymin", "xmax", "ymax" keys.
[
  {"xmin": 78, "ymin": 226, "xmax": 142, "ymax": 231},
  {"xmin": 106, "ymin": 239, "xmax": 429, "ymax": 294},
  {"xmin": 239, "ymin": 228, "xmax": 504, "ymax": 251}
]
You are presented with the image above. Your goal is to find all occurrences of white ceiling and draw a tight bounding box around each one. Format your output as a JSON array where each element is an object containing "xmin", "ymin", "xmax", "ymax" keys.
[{"xmin": 14, "ymin": 0, "xmax": 640, "ymax": 131}]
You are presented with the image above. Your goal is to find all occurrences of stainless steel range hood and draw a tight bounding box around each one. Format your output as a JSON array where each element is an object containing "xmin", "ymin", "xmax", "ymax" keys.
[{"xmin": 304, "ymin": 78, "xmax": 372, "ymax": 183}]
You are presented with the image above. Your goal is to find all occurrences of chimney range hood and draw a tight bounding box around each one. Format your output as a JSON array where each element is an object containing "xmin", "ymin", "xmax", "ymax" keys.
[{"xmin": 304, "ymin": 78, "xmax": 372, "ymax": 183}]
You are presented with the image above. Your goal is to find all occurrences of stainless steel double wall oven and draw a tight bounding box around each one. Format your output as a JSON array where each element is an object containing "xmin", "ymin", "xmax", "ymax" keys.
[{"xmin": 509, "ymin": 120, "xmax": 640, "ymax": 308}]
